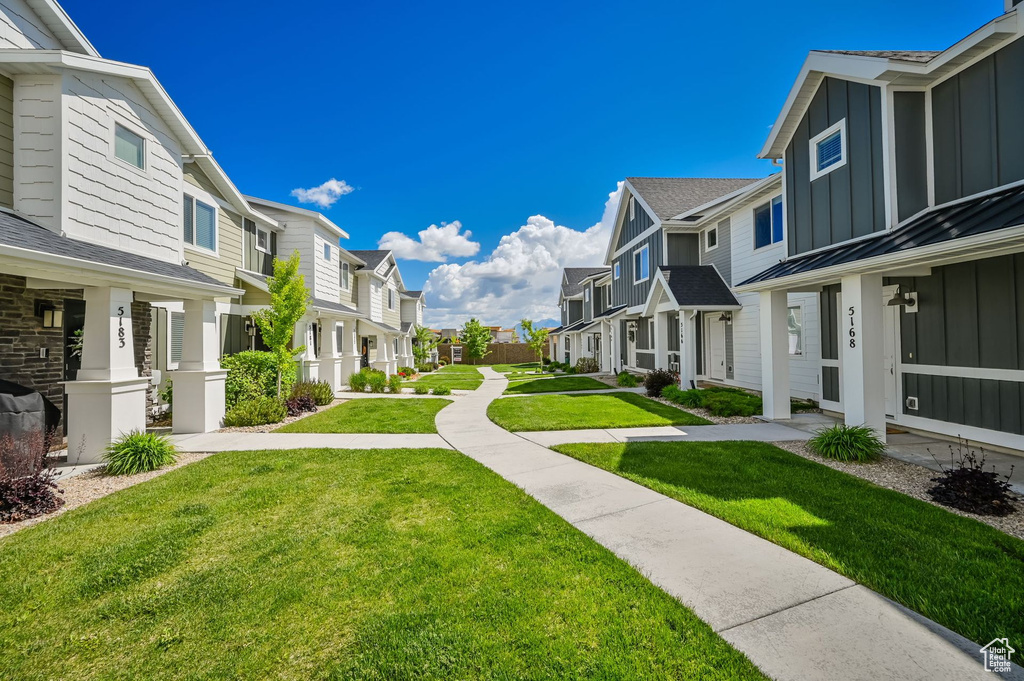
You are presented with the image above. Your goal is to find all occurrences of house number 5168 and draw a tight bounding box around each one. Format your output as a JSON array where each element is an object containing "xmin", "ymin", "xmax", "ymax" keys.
[
  {"xmin": 848, "ymin": 306, "xmax": 856, "ymax": 349},
  {"xmin": 117, "ymin": 305, "xmax": 126, "ymax": 349}
]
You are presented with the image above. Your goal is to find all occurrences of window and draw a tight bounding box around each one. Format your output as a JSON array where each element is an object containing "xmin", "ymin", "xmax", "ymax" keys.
[
  {"xmin": 613, "ymin": 262, "xmax": 621, "ymax": 280},
  {"xmin": 341, "ymin": 261, "xmax": 350, "ymax": 290},
  {"xmin": 388, "ymin": 288, "xmax": 395, "ymax": 309},
  {"xmin": 256, "ymin": 226, "xmax": 270, "ymax": 253},
  {"xmin": 633, "ymin": 245, "xmax": 650, "ymax": 283},
  {"xmin": 809, "ymin": 120, "xmax": 847, "ymax": 180},
  {"xmin": 394, "ymin": 338, "xmax": 399, "ymax": 355},
  {"xmin": 114, "ymin": 123, "xmax": 145, "ymax": 169},
  {"xmin": 323, "ymin": 242, "xmax": 331, "ymax": 261},
  {"xmin": 788, "ymin": 305, "xmax": 803, "ymax": 356},
  {"xmin": 336, "ymin": 323, "xmax": 345, "ymax": 355},
  {"xmin": 754, "ymin": 195, "xmax": 784, "ymax": 249},
  {"xmin": 705, "ymin": 227, "xmax": 718, "ymax": 251},
  {"xmin": 584, "ymin": 286, "xmax": 590, "ymax": 302},
  {"xmin": 169, "ymin": 311, "xmax": 185, "ymax": 365},
  {"xmin": 183, "ymin": 195, "xmax": 216, "ymax": 252},
  {"xmin": 629, "ymin": 196, "xmax": 635, "ymax": 221}
]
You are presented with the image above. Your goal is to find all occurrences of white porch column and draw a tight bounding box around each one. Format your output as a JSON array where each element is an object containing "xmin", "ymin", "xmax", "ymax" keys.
[
  {"xmin": 654, "ymin": 312, "xmax": 670, "ymax": 370},
  {"xmin": 840, "ymin": 274, "xmax": 886, "ymax": 441},
  {"xmin": 172, "ymin": 299, "xmax": 227, "ymax": 434},
  {"xmin": 372, "ymin": 335, "xmax": 391, "ymax": 374},
  {"xmin": 678, "ymin": 311, "xmax": 698, "ymax": 389},
  {"xmin": 599, "ymin": 322, "xmax": 611, "ymax": 372},
  {"xmin": 760, "ymin": 290, "xmax": 791, "ymax": 420},
  {"xmin": 65, "ymin": 287, "xmax": 148, "ymax": 463},
  {"xmin": 320, "ymin": 319, "xmax": 341, "ymax": 393}
]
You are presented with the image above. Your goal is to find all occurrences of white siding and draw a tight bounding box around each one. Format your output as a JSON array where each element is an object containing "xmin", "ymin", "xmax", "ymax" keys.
[
  {"xmin": 13, "ymin": 75, "xmax": 59, "ymax": 229},
  {"xmin": 369, "ymin": 279, "xmax": 382, "ymax": 322},
  {"xmin": 0, "ymin": 0, "xmax": 61, "ymax": 50},
  {"xmin": 312, "ymin": 225, "xmax": 340, "ymax": 301},
  {"xmin": 730, "ymin": 203, "xmax": 787, "ymax": 286},
  {"xmin": 276, "ymin": 220, "xmax": 313, "ymax": 283},
  {"xmin": 61, "ymin": 72, "xmax": 183, "ymax": 263}
]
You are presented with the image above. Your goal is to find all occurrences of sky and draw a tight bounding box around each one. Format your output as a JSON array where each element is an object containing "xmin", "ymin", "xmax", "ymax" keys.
[{"xmin": 64, "ymin": 0, "xmax": 1000, "ymax": 327}]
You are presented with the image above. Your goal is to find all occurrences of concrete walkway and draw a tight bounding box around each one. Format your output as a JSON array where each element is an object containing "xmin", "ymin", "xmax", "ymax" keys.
[
  {"xmin": 518, "ymin": 422, "xmax": 812, "ymax": 447},
  {"xmin": 171, "ymin": 432, "xmax": 451, "ymax": 452},
  {"xmin": 435, "ymin": 366, "xmax": 1020, "ymax": 681},
  {"xmin": 502, "ymin": 386, "xmax": 646, "ymax": 397}
]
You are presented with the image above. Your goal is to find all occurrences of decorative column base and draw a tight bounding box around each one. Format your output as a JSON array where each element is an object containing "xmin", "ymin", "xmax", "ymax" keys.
[
  {"xmin": 64, "ymin": 377, "xmax": 149, "ymax": 464},
  {"xmin": 297, "ymin": 359, "xmax": 321, "ymax": 382},
  {"xmin": 172, "ymin": 370, "xmax": 227, "ymax": 434},
  {"xmin": 371, "ymin": 360, "xmax": 391, "ymax": 374},
  {"xmin": 340, "ymin": 354, "xmax": 362, "ymax": 384},
  {"xmin": 320, "ymin": 357, "xmax": 341, "ymax": 392}
]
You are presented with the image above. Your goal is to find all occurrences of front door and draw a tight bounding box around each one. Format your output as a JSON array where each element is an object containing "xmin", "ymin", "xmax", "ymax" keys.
[
  {"xmin": 882, "ymin": 288, "xmax": 900, "ymax": 418},
  {"xmin": 708, "ymin": 319, "xmax": 726, "ymax": 381},
  {"xmin": 62, "ymin": 299, "xmax": 86, "ymax": 435},
  {"xmin": 360, "ymin": 337, "xmax": 369, "ymax": 368}
]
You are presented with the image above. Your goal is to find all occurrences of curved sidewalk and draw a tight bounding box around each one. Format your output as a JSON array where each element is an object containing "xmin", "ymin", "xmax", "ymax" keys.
[{"xmin": 435, "ymin": 366, "xmax": 1019, "ymax": 681}]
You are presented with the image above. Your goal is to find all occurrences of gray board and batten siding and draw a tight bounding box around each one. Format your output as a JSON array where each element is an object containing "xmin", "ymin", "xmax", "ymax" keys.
[
  {"xmin": 893, "ymin": 92, "xmax": 928, "ymax": 222},
  {"xmin": 611, "ymin": 232, "xmax": 663, "ymax": 309},
  {"xmin": 784, "ymin": 76, "xmax": 886, "ymax": 256},
  {"xmin": 667, "ymin": 233, "xmax": 700, "ymax": 267},
  {"xmin": 699, "ymin": 218, "xmax": 732, "ymax": 285}
]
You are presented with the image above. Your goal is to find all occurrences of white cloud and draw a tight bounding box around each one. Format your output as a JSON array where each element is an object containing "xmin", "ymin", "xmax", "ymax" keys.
[
  {"xmin": 290, "ymin": 178, "xmax": 354, "ymax": 208},
  {"xmin": 378, "ymin": 220, "xmax": 480, "ymax": 262},
  {"xmin": 422, "ymin": 182, "xmax": 623, "ymax": 328}
]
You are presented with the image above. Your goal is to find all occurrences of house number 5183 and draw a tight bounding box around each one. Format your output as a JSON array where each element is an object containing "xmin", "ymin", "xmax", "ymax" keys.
[
  {"xmin": 117, "ymin": 305, "xmax": 126, "ymax": 349},
  {"xmin": 848, "ymin": 306, "xmax": 856, "ymax": 349}
]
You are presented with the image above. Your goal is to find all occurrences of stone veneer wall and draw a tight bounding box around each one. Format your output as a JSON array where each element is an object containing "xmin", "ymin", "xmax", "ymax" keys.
[{"xmin": 0, "ymin": 274, "xmax": 154, "ymax": 423}]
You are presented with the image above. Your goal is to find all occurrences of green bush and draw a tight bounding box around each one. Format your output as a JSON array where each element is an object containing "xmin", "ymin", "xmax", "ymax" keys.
[
  {"xmin": 223, "ymin": 396, "xmax": 287, "ymax": 427},
  {"xmin": 367, "ymin": 371, "xmax": 388, "ymax": 394},
  {"xmin": 222, "ymin": 351, "xmax": 293, "ymax": 407},
  {"xmin": 104, "ymin": 431, "xmax": 177, "ymax": 476},
  {"xmin": 662, "ymin": 385, "xmax": 705, "ymax": 408},
  {"xmin": 643, "ymin": 369, "xmax": 677, "ymax": 397},
  {"xmin": 349, "ymin": 371, "xmax": 368, "ymax": 392},
  {"xmin": 413, "ymin": 384, "xmax": 430, "ymax": 395},
  {"xmin": 290, "ymin": 380, "xmax": 333, "ymax": 406},
  {"xmin": 616, "ymin": 372, "xmax": 639, "ymax": 387},
  {"xmin": 432, "ymin": 385, "xmax": 452, "ymax": 396},
  {"xmin": 574, "ymin": 357, "xmax": 600, "ymax": 374},
  {"xmin": 808, "ymin": 424, "xmax": 885, "ymax": 463},
  {"xmin": 387, "ymin": 374, "xmax": 403, "ymax": 393},
  {"xmin": 702, "ymin": 391, "xmax": 760, "ymax": 417},
  {"xmin": 397, "ymin": 366, "xmax": 416, "ymax": 376},
  {"xmin": 416, "ymin": 363, "xmax": 435, "ymax": 374}
]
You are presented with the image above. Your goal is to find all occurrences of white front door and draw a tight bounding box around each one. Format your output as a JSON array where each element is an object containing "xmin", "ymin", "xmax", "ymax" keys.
[
  {"xmin": 882, "ymin": 287, "xmax": 900, "ymax": 418},
  {"xmin": 709, "ymin": 319, "xmax": 726, "ymax": 381}
]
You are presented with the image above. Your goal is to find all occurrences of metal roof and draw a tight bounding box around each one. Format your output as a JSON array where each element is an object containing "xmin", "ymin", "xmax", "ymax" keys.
[{"xmin": 739, "ymin": 185, "xmax": 1024, "ymax": 286}]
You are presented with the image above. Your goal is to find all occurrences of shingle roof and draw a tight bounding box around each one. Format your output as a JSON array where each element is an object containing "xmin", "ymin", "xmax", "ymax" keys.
[
  {"xmin": 626, "ymin": 177, "xmax": 762, "ymax": 220},
  {"xmin": 401, "ymin": 290, "xmax": 423, "ymax": 299},
  {"xmin": 401, "ymin": 321, "xmax": 414, "ymax": 333},
  {"xmin": 659, "ymin": 266, "xmax": 740, "ymax": 307},
  {"xmin": 595, "ymin": 304, "xmax": 626, "ymax": 319},
  {"xmin": 562, "ymin": 267, "xmax": 609, "ymax": 297},
  {"xmin": 349, "ymin": 250, "xmax": 390, "ymax": 270},
  {"xmin": 814, "ymin": 50, "xmax": 941, "ymax": 63},
  {"xmin": 740, "ymin": 185, "xmax": 1024, "ymax": 286},
  {"xmin": 0, "ymin": 209, "xmax": 226, "ymax": 287},
  {"xmin": 312, "ymin": 298, "xmax": 358, "ymax": 315}
]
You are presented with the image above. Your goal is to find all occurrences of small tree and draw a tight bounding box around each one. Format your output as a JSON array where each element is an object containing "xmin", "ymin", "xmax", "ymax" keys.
[
  {"xmin": 413, "ymin": 325, "xmax": 439, "ymax": 364},
  {"xmin": 460, "ymin": 318, "xmax": 491, "ymax": 362},
  {"xmin": 251, "ymin": 251, "xmax": 309, "ymax": 396},
  {"xmin": 520, "ymin": 319, "xmax": 549, "ymax": 373}
]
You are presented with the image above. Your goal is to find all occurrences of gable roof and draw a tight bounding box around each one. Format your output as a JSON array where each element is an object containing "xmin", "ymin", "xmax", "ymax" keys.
[
  {"xmin": 813, "ymin": 50, "xmax": 941, "ymax": 63},
  {"xmin": 349, "ymin": 250, "xmax": 390, "ymax": 270},
  {"xmin": 27, "ymin": 0, "xmax": 99, "ymax": 56},
  {"xmin": 655, "ymin": 266, "xmax": 741, "ymax": 310},
  {"xmin": 561, "ymin": 267, "xmax": 608, "ymax": 298},
  {"xmin": 626, "ymin": 177, "xmax": 762, "ymax": 221},
  {"xmin": 244, "ymin": 195, "xmax": 349, "ymax": 239}
]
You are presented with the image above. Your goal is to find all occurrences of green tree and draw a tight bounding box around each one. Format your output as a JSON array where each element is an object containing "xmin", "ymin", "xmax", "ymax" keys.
[
  {"xmin": 519, "ymin": 319, "xmax": 550, "ymax": 373},
  {"xmin": 412, "ymin": 325, "xmax": 439, "ymax": 364},
  {"xmin": 459, "ymin": 318, "xmax": 491, "ymax": 361},
  {"xmin": 251, "ymin": 251, "xmax": 309, "ymax": 396}
]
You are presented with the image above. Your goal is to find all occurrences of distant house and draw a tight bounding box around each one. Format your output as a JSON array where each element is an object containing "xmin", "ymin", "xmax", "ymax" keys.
[
  {"xmin": 488, "ymin": 327, "xmax": 517, "ymax": 343},
  {"xmin": 440, "ymin": 328, "xmax": 459, "ymax": 343}
]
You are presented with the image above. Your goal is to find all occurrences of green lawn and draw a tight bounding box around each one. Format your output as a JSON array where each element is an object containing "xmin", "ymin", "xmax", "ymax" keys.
[
  {"xmin": 504, "ymin": 376, "xmax": 609, "ymax": 394},
  {"xmin": 553, "ymin": 440, "xmax": 1024, "ymax": 654},
  {"xmin": 414, "ymin": 364, "xmax": 484, "ymax": 390},
  {"xmin": 276, "ymin": 398, "xmax": 451, "ymax": 434},
  {"xmin": 0, "ymin": 448, "xmax": 764, "ymax": 680},
  {"xmin": 489, "ymin": 362, "xmax": 546, "ymax": 373},
  {"xmin": 489, "ymin": 393, "xmax": 711, "ymax": 431}
]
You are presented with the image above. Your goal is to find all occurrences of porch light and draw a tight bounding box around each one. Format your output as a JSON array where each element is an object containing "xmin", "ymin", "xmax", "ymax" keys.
[
  {"xmin": 717, "ymin": 312, "xmax": 733, "ymax": 323},
  {"xmin": 35, "ymin": 301, "xmax": 63, "ymax": 329},
  {"xmin": 886, "ymin": 288, "xmax": 917, "ymax": 308}
]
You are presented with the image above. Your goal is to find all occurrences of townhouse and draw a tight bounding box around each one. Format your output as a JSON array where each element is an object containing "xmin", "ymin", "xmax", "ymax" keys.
[
  {"xmin": 736, "ymin": 0, "xmax": 1024, "ymax": 450},
  {"xmin": 550, "ymin": 267, "xmax": 609, "ymax": 366}
]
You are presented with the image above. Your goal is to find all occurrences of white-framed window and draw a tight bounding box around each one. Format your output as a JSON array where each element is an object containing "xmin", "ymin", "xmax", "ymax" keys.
[
  {"xmin": 256, "ymin": 226, "xmax": 271, "ymax": 253},
  {"xmin": 705, "ymin": 227, "xmax": 718, "ymax": 252},
  {"xmin": 809, "ymin": 119, "xmax": 847, "ymax": 181},
  {"xmin": 323, "ymin": 242, "xmax": 331, "ymax": 261},
  {"xmin": 788, "ymin": 304, "xmax": 804, "ymax": 356},
  {"xmin": 336, "ymin": 322, "xmax": 345, "ymax": 356},
  {"xmin": 114, "ymin": 123, "xmax": 145, "ymax": 169},
  {"xmin": 633, "ymin": 245, "xmax": 650, "ymax": 283},
  {"xmin": 754, "ymin": 195, "xmax": 784, "ymax": 250},
  {"xmin": 341, "ymin": 261, "xmax": 350, "ymax": 290},
  {"xmin": 629, "ymin": 195, "xmax": 636, "ymax": 221},
  {"xmin": 648, "ymin": 319, "xmax": 655, "ymax": 349},
  {"xmin": 394, "ymin": 338, "xmax": 399, "ymax": 355},
  {"xmin": 183, "ymin": 194, "xmax": 217, "ymax": 253},
  {"xmin": 388, "ymin": 288, "xmax": 395, "ymax": 310},
  {"xmin": 605, "ymin": 285, "xmax": 611, "ymax": 308},
  {"xmin": 584, "ymin": 286, "xmax": 590, "ymax": 302},
  {"xmin": 613, "ymin": 262, "xmax": 621, "ymax": 280}
]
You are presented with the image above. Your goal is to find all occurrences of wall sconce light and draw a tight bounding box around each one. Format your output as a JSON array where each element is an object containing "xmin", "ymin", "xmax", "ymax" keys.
[
  {"xmin": 35, "ymin": 301, "xmax": 63, "ymax": 329},
  {"xmin": 886, "ymin": 287, "xmax": 918, "ymax": 309},
  {"xmin": 717, "ymin": 312, "xmax": 733, "ymax": 323}
]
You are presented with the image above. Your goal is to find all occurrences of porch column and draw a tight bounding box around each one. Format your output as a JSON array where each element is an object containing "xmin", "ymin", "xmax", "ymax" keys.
[
  {"xmin": 840, "ymin": 274, "xmax": 886, "ymax": 441},
  {"xmin": 372, "ymin": 335, "xmax": 391, "ymax": 374},
  {"xmin": 678, "ymin": 311, "xmax": 698, "ymax": 389},
  {"xmin": 653, "ymin": 313, "xmax": 668, "ymax": 370},
  {"xmin": 342, "ymin": 323, "xmax": 361, "ymax": 381},
  {"xmin": 760, "ymin": 290, "xmax": 791, "ymax": 420},
  {"xmin": 172, "ymin": 299, "xmax": 227, "ymax": 434},
  {"xmin": 65, "ymin": 286, "xmax": 149, "ymax": 463},
  {"xmin": 320, "ymin": 319, "xmax": 341, "ymax": 393},
  {"xmin": 599, "ymin": 322, "xmax": 610, "ymax": 372}
]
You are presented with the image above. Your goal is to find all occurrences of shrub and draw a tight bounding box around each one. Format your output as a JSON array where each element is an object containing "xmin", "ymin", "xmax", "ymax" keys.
[
  {"xmin": 222, "ymin": 351, "xmax": 293, "ymax": 407},
  {"xmin": 104, "ymin": 430, "xmax": 178, "ymax": 476},
  {"xmin": 413, "ymin": 384, "xmax": 430, "ymax": 395},
  {"xmin": 223, "ymin": 396, "xmax": 287, "ymax": 427},
  {"xmin": 416, "ymin": 363, "xmax": 435, "ymax": 374},
  {"xmin": 367, "ymin": 371, "xmax": 388, "ymax": 394},
  {"xmin": 397, "ymin": 366, "xmax": 416, "ymax": 377},
  {"xmin": 643, "ymin": 369, "xmax": 677, "ymax": 397},
  {"xmin": 349, "ymin": 371, "xmax": 369, "ymax": 392},
  {"xmin": 662, "ymin": 385, "xmax": 706, "ymax": 409},
  {"xmin": 574, "ymin": 357, "xmax": 600, "ymax": 374},
  {"xmin": 432, "ymin": 385, "xmax": 452, "ymax": 396},
  {"xmin": 928, "ymin": 438, "xmax": 1017, "ymax": 516},
  {"xmin": 808, "ymin": 424, "xmax": 885, "ymax": 463},
  {"xmin": 0, "ymin": 431, "xmax": 64, "ymax": 523},
  {"xmin": 285, "ymin": 395, "xmax": 317, "ymax": 417},
  {"xmin": 702, "ymin": 391, "xmax": 760, "ymax": 417},
  {"xmin": 387, "ymin": 374, "xmax": 403, "ymax": 393},
  {"xmin": 438, "ymin": 358, "xmax": 449, "ymax": 366},
  {"xmin": 289, "ymin": 379, "xmax": 334, "ymax": 406},
  {"xmin": 616, "ymin": 372, "xmax": 638, "ymax": 388},
  {"xmin": 564, "ymin": 366, "xmax": 577, "ymax": 375}
]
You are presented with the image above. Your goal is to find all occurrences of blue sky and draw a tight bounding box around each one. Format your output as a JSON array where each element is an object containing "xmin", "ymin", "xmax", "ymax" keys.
[{"xmin": 65, "ymin": 0, "xmax": 1000, "ymax": 326}]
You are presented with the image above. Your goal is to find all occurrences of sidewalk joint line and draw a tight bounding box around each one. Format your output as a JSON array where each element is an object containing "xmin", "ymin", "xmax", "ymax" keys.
[
  {"xmin": 572, "ymin": 498, "xmax": 669, "ymax": 525},
  {"xmin": 716, "ymin": 583, "xmax": 858, "ymax": 634}
]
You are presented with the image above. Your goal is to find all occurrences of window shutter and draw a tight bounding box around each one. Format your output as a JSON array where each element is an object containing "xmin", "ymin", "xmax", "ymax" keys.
[
  {"xmin": 170, "ymin": 311, "xmax": 185, "ymax": 363},
  {"xmin": 754, "ymin": 204, "xmax": 772, "ymax": 249},
  {"xmin": 183, "ymin": 196, "xmax": 193, "ymax": 244},
  {"xmin": 195, "ymin": 201, "xmax": 216, "ymax": 250}
]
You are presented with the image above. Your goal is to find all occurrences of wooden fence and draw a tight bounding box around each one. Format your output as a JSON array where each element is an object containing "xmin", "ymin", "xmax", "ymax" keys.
[{"xmin": 436, "ymin": 342, "xmax": 548, "ymax": 366}]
